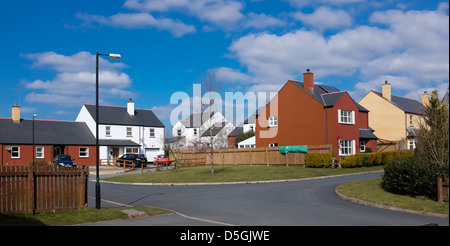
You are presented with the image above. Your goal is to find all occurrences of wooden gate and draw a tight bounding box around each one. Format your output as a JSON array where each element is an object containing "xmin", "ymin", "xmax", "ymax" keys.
[{"xmin": 0, "ymin": 166, "xmax": 89, "ymax": 214}]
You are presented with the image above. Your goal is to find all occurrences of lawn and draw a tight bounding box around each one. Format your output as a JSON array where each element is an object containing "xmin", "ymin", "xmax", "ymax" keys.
[
  {"xmin": 0, "ymin": 206, "xmax": 172, "ymax": 226},
  {"xmin": 104, "ymin": 165, "xmax": 384, "ymax": 183},
  {"xmin": 337, "ymin": 179, "xmax": 449, "ymax": 215}
]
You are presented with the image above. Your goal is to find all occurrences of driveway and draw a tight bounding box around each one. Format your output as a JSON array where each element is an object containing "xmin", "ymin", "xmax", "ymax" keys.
[{"xmin": 83, "ymin": 169, "xmax": 448, "ymax": 226}]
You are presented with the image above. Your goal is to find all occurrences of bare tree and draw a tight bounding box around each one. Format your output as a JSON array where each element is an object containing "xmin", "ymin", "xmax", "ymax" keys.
[
  {"xmin": 163, "ymin": 128, "xmax": 185, "ymax": 171},
  {"xmin": 200, "ymin": 69, "xmax": 223, "ymax": 174}
]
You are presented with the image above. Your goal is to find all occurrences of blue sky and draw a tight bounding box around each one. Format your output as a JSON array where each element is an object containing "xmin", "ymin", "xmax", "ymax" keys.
[{"xmin": 1, "ymin": 0, "xmax": 448, "ymax": 130}]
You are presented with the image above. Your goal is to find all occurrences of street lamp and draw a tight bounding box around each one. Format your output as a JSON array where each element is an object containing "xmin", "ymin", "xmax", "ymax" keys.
[{"xmin": 95, "ymin": 52, "xmax": 121, "ymax": 210}]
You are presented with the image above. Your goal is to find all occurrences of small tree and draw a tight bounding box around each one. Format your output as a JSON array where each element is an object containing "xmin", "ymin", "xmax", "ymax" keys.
[{"xmin": 415, "ymin": 90, "xmax": 449, "ymax": 166}]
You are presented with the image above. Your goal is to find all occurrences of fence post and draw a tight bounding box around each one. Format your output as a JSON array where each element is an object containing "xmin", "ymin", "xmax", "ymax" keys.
[{"xmin": 438, "ymin": 177, "xmax": 442, "ymax": 202}]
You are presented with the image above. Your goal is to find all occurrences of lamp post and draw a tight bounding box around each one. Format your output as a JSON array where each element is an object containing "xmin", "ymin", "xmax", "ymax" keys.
[
  {"xmin": 32, "ymin": 114, "xmax": 36, "ymax": 167},
  {"xmin": 95, "ymin": 52, "xmax": 121, "ymax": 210}
]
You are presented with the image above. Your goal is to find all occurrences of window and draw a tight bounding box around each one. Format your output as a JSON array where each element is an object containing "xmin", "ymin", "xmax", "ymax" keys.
[
  {"xmin": 105, "ymin": 126, "xmax": 111, "ymax": 136},
  {"xmin": 360, "ymin": 141, "xmax": 365, "ymax": 152},
  {"xmin": 338, "ymin": 110, "xmax": 354, "ymax": 124},
  {"xmin": 36, "ymin": 147, "xmax": 44, "ymax": 158},
  {"xmin": 269, "ymin": 143, "xmax": 278, "ymax": 147},
  {"xmin": 250, "ymin": 125, "xmax": 254, "ymax": 132},
  {"xmin": 177, "ymin": 129, "xmax": 182, "ymax": 136},
  {"xmin": 79, "ymin": 147, "xmax": 89, "ymax": 157},
  {"xmin": 339, "ymin": 140, "xmax": 354, "ymax": 156},
  {"xmin": 193, "ymin": 129, "xmax": 197, "ymax": 135},
  {"xmin": 269, "ymin": 116, "xmax": 278, "ymax": 127},
  {"xmin": 409, "ymin": 115, "xmax": 413, "ymax": 126},
  {"xmin": 11, "ymin": 146, "xmax": 20, "ymax": 158},
  {"xmin": 149, "ymin": 128, "xmax": 155, "ymax": 138},
  {"xmin": 125, "ymin": 147, "xmax": 139, "ymax": 154},
  {"xmin": 126, "ymin": 127, "xmax": 132, "ymax": 137},
  {"xmin": 408, "ymin": 139, "xmax": 416, "ymax": 150}
]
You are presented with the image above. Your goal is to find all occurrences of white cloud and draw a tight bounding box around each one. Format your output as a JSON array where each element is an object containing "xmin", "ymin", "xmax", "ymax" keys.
[
  {"xmin": 244, "ymin": 12, "xmax": 285, "ymax": 29},
  {"xmin": 124, "ymin": 0, "xmax": 245, "ymax": 29},
  {"xmin": 294, "ymin": 6, "xmax": 352, "ymax": 31},
  {"xmin": 23, "ymin": 51, "xmax": 134, "ymax": 107},
  {"xmin": 221, "ymin": 4, "xmax": 449, "ymax": 100},
  {"xmin": 76, "ymin": 12, "xmax": 196, "ymax": 37}
]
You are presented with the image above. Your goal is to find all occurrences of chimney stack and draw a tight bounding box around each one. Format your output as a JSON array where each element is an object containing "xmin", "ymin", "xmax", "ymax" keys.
[
  {"xmin": 303, "ymin": 68, "xmax": 314, "ymax": 93},
  {"xmin": 127, "ymin": 98, "xmax": 135, "ymax": 115},
  {"xmin": 422, "ymin": 91, "xmax": 430, "ymax": 107},
  {"xmin": 12, "ymin": 103, "xmax": 20, "ymax": 123},
  {"xmin": 382, "ymin": 80, "xmax": 391, "ymax": 101}
]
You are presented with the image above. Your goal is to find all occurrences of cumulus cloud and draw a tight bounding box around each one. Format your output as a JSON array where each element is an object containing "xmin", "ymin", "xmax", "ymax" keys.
[
  {"xmin": 23, "ymin": 51, "xmax": 134, "ymax": 107},
  {"xmin": 124, "ymin": 0, "xmax": 245, "ymax": 29},
  {"xmin": 220, "ymin": 4, "xmax": 449, "ymax": 100},
  {"xmin": 294, "ymin": 6, "xmax": 352, "ymax": 31},
  {"xmin": 76, "ymin": 12, "xmax": 196, "ymax": 37}
]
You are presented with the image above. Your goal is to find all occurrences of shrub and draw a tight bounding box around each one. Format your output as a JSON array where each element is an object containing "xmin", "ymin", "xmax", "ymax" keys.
[
  {"xmin": 305, "ymin": 153, "xmax": 333, "ymax": 168},
  {"xmin": 340, "ymin": 154, "xmax": 363, "ymax": 168},
  {"xmin": 26, "ymin": 160, "xmax": 52, "ymax": 167},
  {"xmin": 381, "ymin": 157, "xmax": 449, "ymax": 200}
]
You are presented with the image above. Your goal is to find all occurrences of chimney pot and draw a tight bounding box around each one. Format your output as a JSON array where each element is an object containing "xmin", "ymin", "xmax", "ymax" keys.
[{"xmin": 303, "ymin": 68, "xmax": 314, "ymax": 93}]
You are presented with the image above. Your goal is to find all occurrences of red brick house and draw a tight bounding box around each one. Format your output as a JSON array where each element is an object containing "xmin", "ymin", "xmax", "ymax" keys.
[
  {"xmin": 256, "ymin": 69, "xmax": 377, "ymax": 158},
  {"xmin": 0, "ymin": 104, "xmax": 96, "ymax": 166}
]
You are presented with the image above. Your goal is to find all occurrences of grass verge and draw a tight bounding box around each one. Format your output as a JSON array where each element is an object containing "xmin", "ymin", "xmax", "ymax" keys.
[
  {"xmin": 336, "ymin": 179, "xmax": 449, "ymax": 215},
  {"xmin": 104, "ymin": 165, "xmax": 384, "ymax": 183},
  {"xmin": 0, "ymin": 206, "xmax": 172, "ymax": 226}
]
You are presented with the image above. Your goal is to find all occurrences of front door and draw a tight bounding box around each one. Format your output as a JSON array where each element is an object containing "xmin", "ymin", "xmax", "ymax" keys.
[{"xmin": 112, "ymin": 147, "xmax": 120, "ymax": 159}]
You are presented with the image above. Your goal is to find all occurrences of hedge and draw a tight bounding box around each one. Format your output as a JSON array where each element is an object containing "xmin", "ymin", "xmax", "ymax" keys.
[
  {"xmin": 305, "ymin": 151, "xmax": 414, "ymax": 168},
  {"xmin": 305, "ymin": 153, "xmax": 333, "ymax": 168},
  {"xmin": 381, "ymin": 157, "xmax": 449, "ymax": 200},
  {"xmin": 340, "ymin": 151, "xmax": 413, "ymax": 168}
]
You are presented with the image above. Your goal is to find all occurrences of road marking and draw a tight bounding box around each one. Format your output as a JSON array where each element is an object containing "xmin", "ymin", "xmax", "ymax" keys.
[{"xmin": 88, "ymin": 196, "xmax": 237, "ymax": 226}]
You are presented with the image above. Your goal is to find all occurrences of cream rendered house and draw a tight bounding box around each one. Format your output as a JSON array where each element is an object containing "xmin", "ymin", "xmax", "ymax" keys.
[{"xmin": 358, "ymin": 81, "xmax": 427, "ymax": 151}]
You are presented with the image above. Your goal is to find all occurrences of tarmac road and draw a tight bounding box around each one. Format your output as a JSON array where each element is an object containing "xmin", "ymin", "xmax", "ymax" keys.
[{"xmin": 82, "ymin": 169, "xmax": 448, "ymax": 226}]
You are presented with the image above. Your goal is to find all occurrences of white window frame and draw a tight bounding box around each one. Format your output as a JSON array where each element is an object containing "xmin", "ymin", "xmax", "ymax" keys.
[
  {"xmin": 105, "ymin": 126, "xmax": 111, "ymax": 137},
  {"xmin": 359, "ymin": 141, "xmax": 365, "ymax": 152},
  {"xmin": 269, "ymin": 116, "xmax": 278, "ymax": 127},
  {"xmin": 339, "ymin": 140, "xmax": 355, "ymax": 156},
  {"xmin": 11, "ymin": 146, "xmax": 20, "ymax": 159},
  {"xmin": 126, "ymin": 127, "xmax": 133, "ymax": 137},
  {"xmin": 269, "ymin": 143, "xmax": 278, "ymax": 147},
  {"xmin": 408, "ymin": 139, "xmax": 416, "ymax": 150},
  {"xmin": 79, "ymin": 147, "xmax": 89, "ymax": 158},
  {"xmin": 125, "ymin": 147, "xmax": 139, "ymax": 154},
  {"xmin": 338, "ymin": 110, "xmax": 355, "ymax": 124},
  {"xmin": 36, "ymin": 146, "xmax": 44, "ymax": 158},
  {"xmin": 149, "ymin": 128, "xmax": 155, "ymax": 138},
  {"xmin": 177, "ymin": 129, "xmax": 182, "ymax": 136},
  {"xmin": 193, "ymin": 128, "xmax": 197, "ymax": 135}
]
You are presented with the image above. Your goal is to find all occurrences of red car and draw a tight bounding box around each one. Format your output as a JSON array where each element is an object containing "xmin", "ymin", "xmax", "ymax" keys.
[{"xmin": 154, "ymin": 155, "xmax": 171, "ymax": 165}]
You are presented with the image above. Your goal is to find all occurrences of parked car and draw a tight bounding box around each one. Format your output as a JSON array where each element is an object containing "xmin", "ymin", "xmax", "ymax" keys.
[
  {"xmin": 154, "ymin": 154, "xmax": 170, "ymax": 165},
  {"xmin": 116, "ymin": 154, "xmax": 147, "ymax": 167},
  {"xmin": 53, "ymin": 154, "xmax": 76, "ymax": 167}
]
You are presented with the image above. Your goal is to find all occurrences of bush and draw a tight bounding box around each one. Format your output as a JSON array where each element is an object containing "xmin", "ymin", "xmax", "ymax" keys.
[
  {"xmin": 340, "ymin": 151, "xmax": 413, "ymax": 168},
  {"xmin": 381, "ymin": 157, "xmax": 449, "ymax": 200},
  {"xmin": 26, "ymin": 160, "xmax": 52, "ymax": 167},
  {"xmin": 305, "ymin": 153, "xmax": 333, "ymax": 168}
]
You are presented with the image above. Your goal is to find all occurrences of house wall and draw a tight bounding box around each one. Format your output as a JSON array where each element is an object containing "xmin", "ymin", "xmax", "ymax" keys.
[
  {"xmin": 1, "ymin": 144, "xmax": 96, "ymax": 166},
  {"xmin": 256, "ymin": 81, "xmax": 327, "ymax": 148},
  {"xmin": 358, "ymin": 92, "xmax": 405, "ymax": 141}
]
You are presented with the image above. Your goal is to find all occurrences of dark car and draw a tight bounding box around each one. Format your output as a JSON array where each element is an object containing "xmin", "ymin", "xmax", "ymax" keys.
[
  {"xmin": 53, "ymin": 154, "xmax": 76, "ymax": 167},
  {"xmin": 154, "ymin": 154, "xmax": 170, "ymax": 165},
  {"xmin": 116, "ymin": 154, "xmax": 147, "ymax": 167}
]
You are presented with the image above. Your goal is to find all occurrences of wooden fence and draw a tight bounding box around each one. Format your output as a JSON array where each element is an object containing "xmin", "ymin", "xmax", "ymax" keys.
[
  {"xmin": 176, "ymin": 145, "xmax": 332, "ymax": 167},
  {"xmin": 0, "ymin": 166, "xmax": 89, "ymax": 214},
  {"xmin": 437, "ymin": 177, "xmax": 449, "ymax": 202}
]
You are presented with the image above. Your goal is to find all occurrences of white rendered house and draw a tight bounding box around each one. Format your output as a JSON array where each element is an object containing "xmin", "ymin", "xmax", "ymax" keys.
[
  {"xmin": 76, "ymin": 99, "xmax": 165, "ymax": 162},
  {"xmin": 172, "ymin": 111, "xmax": 234, "ymax": 149}
]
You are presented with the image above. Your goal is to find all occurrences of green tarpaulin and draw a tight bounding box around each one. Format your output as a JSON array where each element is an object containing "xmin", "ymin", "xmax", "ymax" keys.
[{"xmin": 279, "ymin": 145, "xmax": 308, "ymax": 154}]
